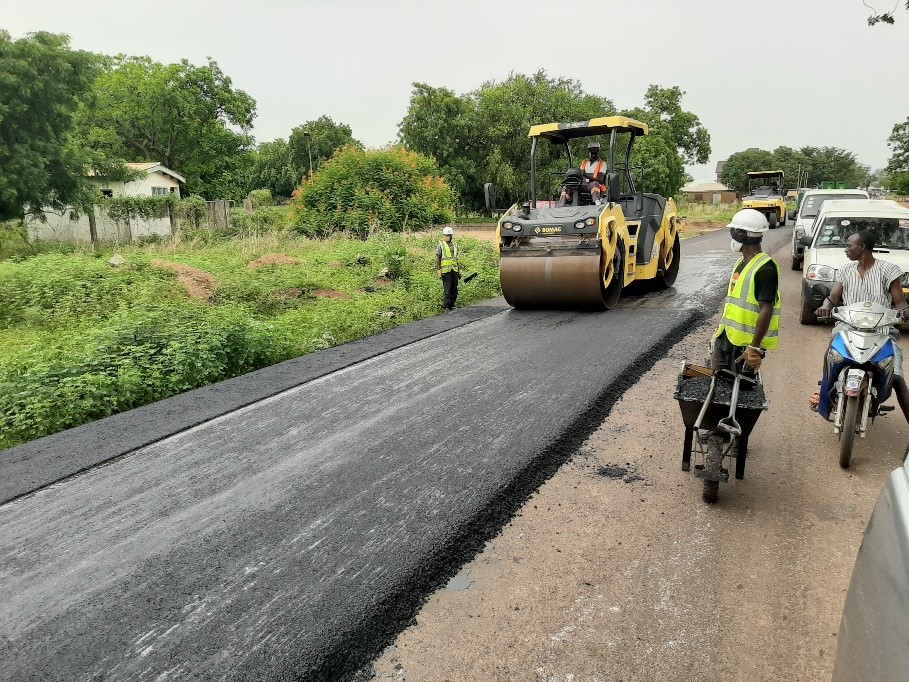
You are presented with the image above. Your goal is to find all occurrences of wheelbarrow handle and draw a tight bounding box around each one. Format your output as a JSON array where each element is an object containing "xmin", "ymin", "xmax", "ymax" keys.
[
  {"xmin": 692, "ymin": 374, "xmax": 717, "ymax": 433},
  {"xmin": 717, "ymin": 372, "xmax": 743, "ymax": 436}
]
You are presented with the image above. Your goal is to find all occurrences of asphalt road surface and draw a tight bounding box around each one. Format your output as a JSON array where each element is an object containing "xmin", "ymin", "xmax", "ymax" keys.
[{"xmin": 0, "ymin": 226, "xmax": 791, "ymax": 681}]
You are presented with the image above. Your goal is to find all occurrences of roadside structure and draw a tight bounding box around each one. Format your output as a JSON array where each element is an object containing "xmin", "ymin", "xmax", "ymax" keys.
[{"xmin": 680, "ymin": 179, "xmax": 737, "ymax": 204}]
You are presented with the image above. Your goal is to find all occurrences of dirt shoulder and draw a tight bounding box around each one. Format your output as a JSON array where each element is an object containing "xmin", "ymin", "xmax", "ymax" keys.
[{"xmin": 371, "ymin": 240, "xmax": 908, "ymax": 681}]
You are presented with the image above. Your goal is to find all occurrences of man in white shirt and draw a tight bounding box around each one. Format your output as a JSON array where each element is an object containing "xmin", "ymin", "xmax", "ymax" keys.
[{"xmin": 816, "ymin": 229, "xmax": 909, "ymax": 421}]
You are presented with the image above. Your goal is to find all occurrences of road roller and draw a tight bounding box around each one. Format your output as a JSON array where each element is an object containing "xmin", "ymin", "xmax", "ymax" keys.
[{"xmin": 484, "ymin": 116, "xmax": 681, "ymax": 310}]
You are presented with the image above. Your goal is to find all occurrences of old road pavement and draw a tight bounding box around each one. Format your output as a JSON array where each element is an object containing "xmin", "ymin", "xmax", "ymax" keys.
[{"xmin": 0, "ymin": 226, "xmax": 790, "ymax": 681}]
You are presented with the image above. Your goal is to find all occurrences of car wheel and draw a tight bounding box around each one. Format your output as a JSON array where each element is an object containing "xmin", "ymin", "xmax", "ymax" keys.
[
  {"xmin": 791, "ymin": 254, "xmax": 802, "ymax": 271},
  {"xmin": 799, "ymin": 293, "xmax": 816, "ymax": 325}
]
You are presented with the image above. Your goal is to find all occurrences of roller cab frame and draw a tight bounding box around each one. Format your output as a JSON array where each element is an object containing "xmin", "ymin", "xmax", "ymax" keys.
[
  {"xmin": 741, "ymin": 170, "xmax": 788, "ymax": 229},
  {"xmin": 484, "ymin": 116, "xmax": 681, "ymax": 310}
]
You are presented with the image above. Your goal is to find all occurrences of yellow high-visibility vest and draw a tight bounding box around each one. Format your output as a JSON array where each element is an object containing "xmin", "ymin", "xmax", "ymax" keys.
[
  {"xmin": 715, "ymin": 252, "xmax": 781, "ymax": 349},
  {"xmin": 439, "ymin": 241, "xmax": 459, "ymax": 273}
]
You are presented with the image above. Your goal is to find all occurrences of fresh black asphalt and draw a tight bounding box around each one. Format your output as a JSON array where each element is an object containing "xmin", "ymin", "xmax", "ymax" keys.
[{"xmin": 0, "ymin": 227, "xmax": 792, "ymax": 681}]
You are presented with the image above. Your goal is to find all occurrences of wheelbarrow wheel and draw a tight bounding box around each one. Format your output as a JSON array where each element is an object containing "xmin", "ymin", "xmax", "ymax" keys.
[
  {"xmin": 702, "ymin": 480, "xmax": 719, "ymax": 504},
  {"xmin": 702, "ymin": 435, "xmax": 724, "ymax": 504}
]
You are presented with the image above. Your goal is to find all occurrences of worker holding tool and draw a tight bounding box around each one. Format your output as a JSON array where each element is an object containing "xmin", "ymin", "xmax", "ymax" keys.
[
  {"xmin": 712, "ymin": 209, "xmax": 781, "ymax": 374},
  {"xmin": 436, "ymin": 226, "xmax": 460, "ymax": 311}
]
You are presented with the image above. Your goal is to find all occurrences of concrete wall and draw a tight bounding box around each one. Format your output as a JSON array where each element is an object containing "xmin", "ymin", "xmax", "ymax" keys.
[
  {"xmin": 27, "ymin": 169, "xmax": 180, "ymax": 243},
  {"xmin": 27, "ymin": 208, "xmax": 172, "ymax": 244}
]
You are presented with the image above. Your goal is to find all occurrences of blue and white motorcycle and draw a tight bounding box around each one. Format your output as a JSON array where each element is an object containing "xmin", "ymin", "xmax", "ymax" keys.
[{"xmin": 817, "ymin": 299, "xmax": 902, "ymax": 468}]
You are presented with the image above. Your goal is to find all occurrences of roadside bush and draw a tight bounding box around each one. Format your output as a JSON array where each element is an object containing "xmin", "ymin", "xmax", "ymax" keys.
[
  {"xmin": 0, "ymin": 304, "xmax": 296, "ymax": 447},
  {"xmin": 291, "ymin": 146, "xmax": 455, "ymax": 237},
  {"xmin": 247, "ymin": 189, "xmax": 274, "ymax": 208},
  {"xmin": 229, "ymin": 206, "xmax": 289, "ymax": 235}
]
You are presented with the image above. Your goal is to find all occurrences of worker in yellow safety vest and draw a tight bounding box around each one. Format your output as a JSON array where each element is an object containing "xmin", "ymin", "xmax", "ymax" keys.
[
  {"xmin": 713, "ymin": 209, "xmax": 781, "ymax": 374},
  {"xmin": 436, "ymin": 226, "xmax": 460, "ymax": 311}
]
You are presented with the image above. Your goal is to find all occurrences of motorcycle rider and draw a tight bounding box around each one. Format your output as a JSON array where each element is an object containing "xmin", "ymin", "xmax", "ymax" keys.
[
  {"xmin": 814, "ymin": 229, "xmax": 909, "ymax": 422},
  {"xmin": 712, "ymin": 209, "xmax": 781, "ymax": 374}
]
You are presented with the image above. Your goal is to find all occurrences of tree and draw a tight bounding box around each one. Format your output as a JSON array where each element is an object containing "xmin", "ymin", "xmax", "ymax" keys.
[
  {"xmin": 719, "ymin": 148, "xmax": 777, "ymax": 194},
  {"xmin": 291, "ymin": 146, "xmax": 455, "ymax": 237},
  {"xmin": 0, "ymin": 31, "xmax": 100, "ymax": 221},
  {"xmin": 639, "ymin": 85, "xmax": 711, "ymax": 165},
  {"xmin": 78, "ymin": 56, "xmax": 256, "ymax": 199},
  {"xmin": 400, "ymin": 71, "xmax": 615, "ymax": 211},
  {"xmin": 887, "ymin": 116, "xmax": 909, "ymax": 193},
  {"xmin": 288, "ymin": 116, "xmax": 362, "ymax": 177},
  {"xmin": 246, "ymin": 139, "xmax": 300, "ymax": 199}
]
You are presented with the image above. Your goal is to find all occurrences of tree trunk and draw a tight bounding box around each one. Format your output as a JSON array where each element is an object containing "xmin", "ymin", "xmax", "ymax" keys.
[{"xmin": 88, "ymin": 206, "xmax": 99, "ymax": 249}]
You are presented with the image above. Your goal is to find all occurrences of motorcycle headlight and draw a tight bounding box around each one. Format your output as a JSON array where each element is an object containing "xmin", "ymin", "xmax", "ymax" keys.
[
  {"xmin": 806, "ymin": 264, "xmax": 836, "ymax": 281},
  {"xmin": 846, "ymin": 310, "xmax": 883, "ymax": 330}
]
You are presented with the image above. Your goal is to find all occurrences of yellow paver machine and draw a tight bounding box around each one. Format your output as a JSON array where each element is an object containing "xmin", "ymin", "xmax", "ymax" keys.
[{"xmin": 484, "ymin": 116, "xmax": 681, "ymax": 310}]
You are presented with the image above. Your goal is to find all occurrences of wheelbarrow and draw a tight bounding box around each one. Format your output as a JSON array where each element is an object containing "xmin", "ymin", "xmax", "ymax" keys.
[{"xmin": 674, "ymin": 363, "xmax": 769, "ymax": 502}]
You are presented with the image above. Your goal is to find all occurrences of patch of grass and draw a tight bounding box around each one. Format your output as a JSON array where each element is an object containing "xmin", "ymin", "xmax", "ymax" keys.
[{"xmin": 0, "ymin": 228, "xmax": 501, "ymax": 450}]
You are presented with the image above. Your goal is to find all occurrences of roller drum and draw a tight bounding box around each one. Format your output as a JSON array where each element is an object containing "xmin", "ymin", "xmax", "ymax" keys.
[{"xmin": 500, "ymin": 249, "xmax": 606, "ymax": 310}]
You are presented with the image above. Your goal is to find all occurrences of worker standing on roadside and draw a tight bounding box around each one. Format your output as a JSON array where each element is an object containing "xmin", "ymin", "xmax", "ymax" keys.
[
  {"xmin": 712, "ymin": 209, "xmax": 781, "ymax": 374},
  {"xmin": 436, "ymin": 226, "xmax": 460, "ymax": 311}
]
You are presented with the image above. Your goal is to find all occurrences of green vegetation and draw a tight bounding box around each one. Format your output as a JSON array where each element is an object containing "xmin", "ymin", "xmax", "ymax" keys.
[
  {"xmin": 0, "ymin": 228, "xmax": 500, "ymax": 450},
  {"xmin": 887, "ymin": 116, "xmax": 909, "ymax": 194},
  {"xmin": 399, "ymin": 75, "xmax": 709, "ymax": 210},
  {"xmin": 720, "ymin": 146, "xmax": 871, "ymax": 194},
  {"xmin": 291, "ymin": 146, "xmax": 455, "ymax": 236}
]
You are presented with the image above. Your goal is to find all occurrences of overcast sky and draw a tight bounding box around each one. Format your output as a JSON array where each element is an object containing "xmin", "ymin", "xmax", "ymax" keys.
[{"xmin": 6, "ymin": 0, "xmax": 909, "ymax": 178}]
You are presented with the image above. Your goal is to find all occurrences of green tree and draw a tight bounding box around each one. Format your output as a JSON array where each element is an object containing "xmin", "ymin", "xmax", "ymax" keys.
[
  {"xmin": 639, "ymin": 85, "xmax": 711, "ymax": 165},
  {"xmin": 78, "ymin": 56, "xmax": 256, "ymax": 199},
  {"xmin": 291, "ymin": 146, "xmax": 455, "ymax": 237},
  {"xmin": 866, "ymin": 0, "xmax": 909, "ymax": 24},
  {"xmin": 247, "ymin": 139, "xmax": 300, "ymax": 199},
  {"xmin": 400, "ymin": 71, "xmax": 615, "ymax": 210},
  {"xmin": 0, "ymin": 31, "xmax": 100, "ymax": 221},
  {"xmin": 288, "ymin": 116, "xmax": 362, "ymax": 176},
  {"xmin": 887, "ymin": 116, "xmax": 909, "ymax": 193},
  {"xmin": 719, "ymin": 148, "xmax": 777, "ymax": 194}
]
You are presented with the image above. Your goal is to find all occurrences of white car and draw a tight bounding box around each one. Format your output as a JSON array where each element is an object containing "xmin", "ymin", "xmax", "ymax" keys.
[
  {"xmin": 790, "ymin": 188, "xmax": 869, "ymax": 270},
  {"xmin": 798, "ymin": 199, "xmax": 909, "ymax": 324}
]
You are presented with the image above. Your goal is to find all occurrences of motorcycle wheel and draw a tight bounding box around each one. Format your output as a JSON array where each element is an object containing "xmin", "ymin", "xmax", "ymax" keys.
[{"xmin": 839, "ymin": 395, "xmax": 860, "ymax": 469}]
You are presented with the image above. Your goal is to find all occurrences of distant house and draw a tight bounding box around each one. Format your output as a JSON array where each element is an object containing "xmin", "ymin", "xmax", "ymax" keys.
[
  {"xmin": 680, "ymin": 179, "xmax": 738, "ymax": 204},
  {"xmin": 95, "ymin": 162, "xmax": 185, "ymax": 199},
  {"xmin": 28, "ymin": 162, "xmax": 186, "ymax": 243}
]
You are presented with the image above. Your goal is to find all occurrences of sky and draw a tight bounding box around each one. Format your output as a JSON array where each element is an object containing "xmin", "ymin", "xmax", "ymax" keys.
[{"xmin": 5, "ymin": 0, "xmax": 909, "ymax": 179}]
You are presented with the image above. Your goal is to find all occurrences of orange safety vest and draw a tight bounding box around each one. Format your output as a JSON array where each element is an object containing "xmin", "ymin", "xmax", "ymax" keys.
[{"xmin": 580, "ymin": 159, "xmax": 606, "ymax": 187}]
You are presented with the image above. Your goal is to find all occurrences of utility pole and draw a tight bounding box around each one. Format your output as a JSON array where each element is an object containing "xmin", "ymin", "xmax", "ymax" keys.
[{"xmin": 302, "ymin": 130, "xmax": 313, "ymax": 179}]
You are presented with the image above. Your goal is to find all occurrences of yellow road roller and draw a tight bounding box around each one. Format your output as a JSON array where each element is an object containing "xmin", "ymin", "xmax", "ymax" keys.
[
  {"xmin": 484, "ymin": 116, "xmax": 681, "ymax": 310},
  {"xmin": 741, "ymin": 170, "xmax": 788, "ymax": 228}
]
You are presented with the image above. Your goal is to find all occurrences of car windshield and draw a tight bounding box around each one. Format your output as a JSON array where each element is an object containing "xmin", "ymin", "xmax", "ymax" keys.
[
  {"xmin": 800, "ymin": 194, "xmax": 866, "ymax": 218},
  {"xmin": 814, "ymin": 216, "xmax": 909, "ymax": 250},
  {"xmin": 748, "ymin": 183, "xmax": 782, "ymax": 197}
]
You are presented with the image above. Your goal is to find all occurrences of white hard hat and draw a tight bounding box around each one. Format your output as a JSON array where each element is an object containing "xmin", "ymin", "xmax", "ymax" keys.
[
  {"xmin": 727, "ymin": 209, "xmax": 768, "ymax": 234},
  {"xmin": 442, "ymin": 226, "xmax": 454, "ymax": 235}
]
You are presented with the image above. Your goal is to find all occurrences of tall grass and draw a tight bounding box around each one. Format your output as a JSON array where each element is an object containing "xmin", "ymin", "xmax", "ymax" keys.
[{"xmin": 0, "ymin": 228, "xmax": 500, "ymax": 450}]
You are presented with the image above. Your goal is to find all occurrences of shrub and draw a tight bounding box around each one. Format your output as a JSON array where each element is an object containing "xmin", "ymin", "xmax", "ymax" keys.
[
  {"xmin": 0, "ymin": 304, "xmax": 296, "ymax": 447},
  {"xmin": 290, "ymin": 146, "xmax": 455, "ymax": 237},
  {"xmin": 229, "ymin": 206, "xmax": 289, "ymax": 234},
  {"xmin": 247, "ymin": 188, "xmax": 274, "ymax": 208}
]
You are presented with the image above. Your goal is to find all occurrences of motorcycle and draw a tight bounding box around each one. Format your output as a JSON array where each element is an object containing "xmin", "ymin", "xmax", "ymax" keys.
[{"xmin": 815, "ymin": 292, "xmax": 902, "ymax": 468}]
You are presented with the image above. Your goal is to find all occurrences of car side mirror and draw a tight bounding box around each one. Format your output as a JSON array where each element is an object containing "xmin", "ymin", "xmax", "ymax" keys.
[
  {"xmin": 799, "ymin": 235, "xmax": 813, "ymax": 247},
  {"xmin": 811, "ymin": 283, "xmax": 831, "ymax": 299},
  {"xmin": 787, "ymin": 209, "xmax": 796, "ymax": 220}
]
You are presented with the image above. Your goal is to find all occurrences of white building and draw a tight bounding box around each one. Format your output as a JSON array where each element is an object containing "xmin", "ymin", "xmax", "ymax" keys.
[{"xmin": 28, "ymin": 163, "xmax": 186, "ymax": 243}]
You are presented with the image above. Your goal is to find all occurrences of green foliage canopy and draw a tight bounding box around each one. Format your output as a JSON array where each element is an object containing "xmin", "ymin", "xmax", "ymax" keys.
[
  {"xmin": 77, "ymin": 56, "xmax": 256, "ymax": 200},
  {"xmin": 400, "ymin": 71, "xmax": 615, "ymax": 210},
  {"xmin": 720, "ymin": 145, "xmax": 871, "ymax": 194},
  {"xmin": 887, "ymin": 116, "xmax": 909, "ymax": 194},
  {"xmin": 291, "ymin": 146, "xmax": 455, "ymax": 237},
  {"xmin": 0, "ymin": 31, "xmax": 100, "ymax": 221},
  {"xmin": 289, "ymin": 116, "xmax": 362, "ymax": 176}
]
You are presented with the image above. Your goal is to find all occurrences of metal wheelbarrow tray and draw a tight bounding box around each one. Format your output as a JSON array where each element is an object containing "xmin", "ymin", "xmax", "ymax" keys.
[{"xmin": 673, "ymin": 363, "xmax": 769, "ymax": 480}]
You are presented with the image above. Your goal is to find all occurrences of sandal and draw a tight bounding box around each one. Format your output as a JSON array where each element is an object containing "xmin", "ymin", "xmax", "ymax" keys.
[{"xmin": 809, "ymin": 391, "xmax": 820, "ymax": 412}]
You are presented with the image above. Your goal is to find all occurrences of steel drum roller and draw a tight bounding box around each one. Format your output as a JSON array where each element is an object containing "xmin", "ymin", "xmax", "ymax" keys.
[{"xmin": 500, "ymin": 249, "xmax": 606, "ymax": 309}]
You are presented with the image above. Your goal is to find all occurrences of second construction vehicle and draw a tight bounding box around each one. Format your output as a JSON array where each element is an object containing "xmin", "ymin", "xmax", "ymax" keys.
[
  {"xmin": 741, "ymin": 170, "xmax": 788, "ymax": 228},
  {"xmin": 484, "ymin": 116, "xmax": 681, "ymax": 310}
]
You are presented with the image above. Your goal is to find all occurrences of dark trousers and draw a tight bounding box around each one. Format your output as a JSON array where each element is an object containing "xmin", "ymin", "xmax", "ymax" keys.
[
  {"xmin": 442, "ymin": 271, "xmax": 459, "ymax": 309},
  {"xmin": 711, "ymin": 331, "xmax": 756, "ymax": 377}
]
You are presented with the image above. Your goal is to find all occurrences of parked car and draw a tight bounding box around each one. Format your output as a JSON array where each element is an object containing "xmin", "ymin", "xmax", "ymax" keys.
[
  {"xmin": 798, "ymin": 199, "xmax": 909, "ymax": 324},
  {"xmin": 790, "ymin": 188, "xmax": 870, "ymax": 270},
  {"xmin": 832, "ymin": 446, "xmax": 909, "ymax": 682}
]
